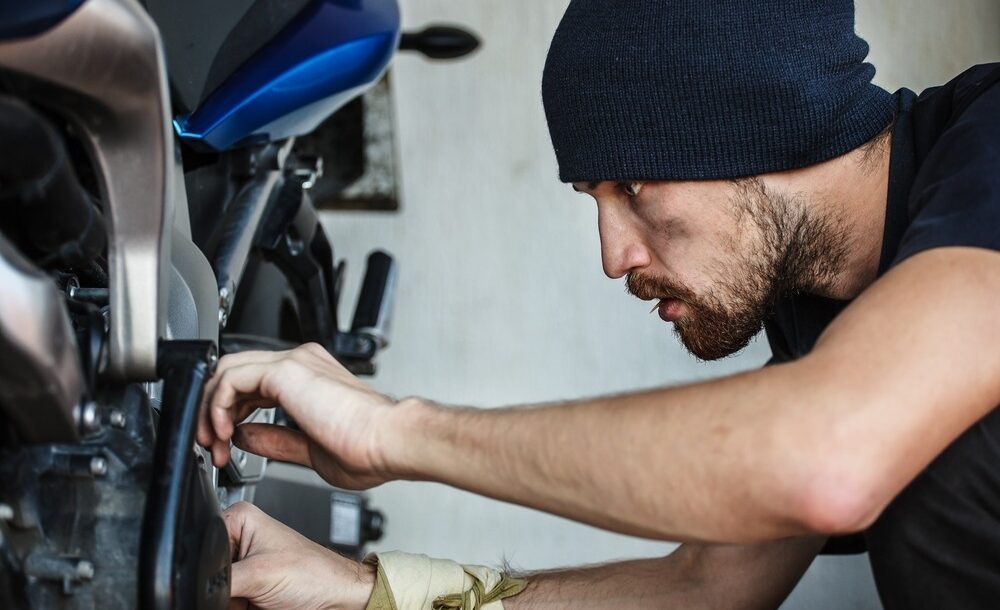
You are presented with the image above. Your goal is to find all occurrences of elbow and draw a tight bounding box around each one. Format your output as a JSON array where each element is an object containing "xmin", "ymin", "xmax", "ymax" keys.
[{"xmin": 794, "ymin": 465, "xmax": 889, "ymax": 536}]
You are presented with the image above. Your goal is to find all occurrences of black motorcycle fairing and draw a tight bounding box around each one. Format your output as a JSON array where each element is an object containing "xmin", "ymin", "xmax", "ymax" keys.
[{"xmin": 142, "ymin": 0, "xmax": 312, "ymax": 114}]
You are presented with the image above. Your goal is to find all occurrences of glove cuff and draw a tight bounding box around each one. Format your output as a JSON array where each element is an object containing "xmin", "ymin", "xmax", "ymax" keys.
[{"xmin": 363, "ymin": 551, "xmax": 527, "ymax": 610}]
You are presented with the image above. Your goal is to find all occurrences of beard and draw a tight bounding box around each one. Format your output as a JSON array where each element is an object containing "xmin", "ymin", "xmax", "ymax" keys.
[{"xmin": 626, "ymin": 178, "xmax": 851, "ymax": 361}]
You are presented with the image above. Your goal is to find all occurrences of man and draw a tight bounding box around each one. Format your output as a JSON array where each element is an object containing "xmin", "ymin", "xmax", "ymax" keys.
[{"xmin": 198, "ymin": 1, "xmax": 1000, "ymax": 608}]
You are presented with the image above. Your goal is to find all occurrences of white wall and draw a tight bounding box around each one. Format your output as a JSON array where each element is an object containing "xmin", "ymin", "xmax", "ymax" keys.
[{"xmin": 322, "ymin": 0, "xmax": 1000, "ymax": 607}]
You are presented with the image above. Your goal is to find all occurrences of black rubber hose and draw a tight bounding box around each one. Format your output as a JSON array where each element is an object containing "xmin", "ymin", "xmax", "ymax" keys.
[{"xmin": 0, "ymin": 95, "xmax": 106, "ymax": 267}]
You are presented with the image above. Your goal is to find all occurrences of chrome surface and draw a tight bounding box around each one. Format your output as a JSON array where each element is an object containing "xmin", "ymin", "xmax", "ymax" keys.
[
  {"xmin": 0, "ymin": 0, "xmax": 175, "ymax": 379},
  {"xmin": 0, "ymin": 233, "xmax": 84, "ymax": 442}
]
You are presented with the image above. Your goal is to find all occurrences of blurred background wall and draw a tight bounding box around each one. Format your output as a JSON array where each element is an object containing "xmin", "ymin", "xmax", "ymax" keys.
[{"xmin": 320, "ymin": 1, "xmax": 1000, "ymax": 607}]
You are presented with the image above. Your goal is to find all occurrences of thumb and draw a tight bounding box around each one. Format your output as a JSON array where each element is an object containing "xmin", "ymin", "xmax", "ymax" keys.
[{"xmin": 233, "ymin": 423, "xmax": 313, "ymax": 468}]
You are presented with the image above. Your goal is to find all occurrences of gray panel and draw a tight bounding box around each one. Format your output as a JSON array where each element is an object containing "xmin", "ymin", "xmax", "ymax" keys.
[{"xmin": 0, "ymin": 233, "xmax": 84, "ymax": 441}]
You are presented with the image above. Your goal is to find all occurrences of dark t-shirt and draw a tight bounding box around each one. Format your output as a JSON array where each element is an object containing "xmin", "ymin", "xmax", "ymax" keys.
[
  {"xmin": 765, "ymin": 63, "xmax": 1000, "ymax": 362},
  {"xmin": 764, "ymin": 64, "xmax": 1000, "ymax": 608}
]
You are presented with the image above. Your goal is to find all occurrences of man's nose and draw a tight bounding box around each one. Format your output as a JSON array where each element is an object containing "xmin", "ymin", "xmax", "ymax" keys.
[{"xmin": 597, "ymin": 208, "xmax": 651, "ymax": 279}]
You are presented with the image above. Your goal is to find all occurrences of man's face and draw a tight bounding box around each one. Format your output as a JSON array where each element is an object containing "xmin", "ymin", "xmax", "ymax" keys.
[{"xmin": 574, "ymin": 178, "xmax": 850, "ymax": 360}]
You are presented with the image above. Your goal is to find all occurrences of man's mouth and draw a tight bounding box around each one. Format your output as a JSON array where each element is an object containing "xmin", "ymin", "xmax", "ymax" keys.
[{"xmin": 650, "ymin": 298, "xmax": 685, "ymax": 322}]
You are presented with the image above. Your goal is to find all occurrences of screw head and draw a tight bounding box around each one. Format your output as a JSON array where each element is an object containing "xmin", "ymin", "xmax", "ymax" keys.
[
  {"xmin": 77, "ymin": 402, "xmax": 101, "ymax": 435},
  {"xmin": 89, "ymin": 456, "xmax": 108, "ymax": 477},
  {"xmin": 109, "ymin": 409, "xmax": 126, "ymax": 429},
  {"xmin": 76, "ymin": 560, "xmax": 95, "ymax": 580},
  {"xmin": 207, "ymin": 345, "xmax": 219, "ymax": 374},
  {"xmin": 0, "ymin": 503, "xmax": 13, "ymax": 522}
]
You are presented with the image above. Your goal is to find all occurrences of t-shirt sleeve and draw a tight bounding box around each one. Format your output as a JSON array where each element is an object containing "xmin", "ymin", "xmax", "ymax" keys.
[{"xmin": 893, "ymin": 81, "xmax": 1000, "ymax": 266}]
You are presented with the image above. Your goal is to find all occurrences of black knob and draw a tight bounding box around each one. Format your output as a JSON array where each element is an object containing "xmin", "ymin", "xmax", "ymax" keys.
[
  {"xmin": 399, "ymin": 25, "xmax": 481, "ymax": 60},
  {"xmin": 363, "ymin": 508, "xmax": 385, "ymax": 544}
]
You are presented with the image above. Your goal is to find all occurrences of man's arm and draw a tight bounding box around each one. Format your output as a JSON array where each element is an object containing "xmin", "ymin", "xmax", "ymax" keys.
[
  {"xmin": 222, "ymin": 500, "xmax": 822, "ymax": 610},
  {"xmin": 380, "ymin": 247, "xmax": 1000, "ymax": 542},
  {"xmin": 508, "ymin": 537, "xmax": 823, "ymax": 610},
  {"xmin": 206, "ymin": 247, "xmax": 1000, "ymax": 542}
]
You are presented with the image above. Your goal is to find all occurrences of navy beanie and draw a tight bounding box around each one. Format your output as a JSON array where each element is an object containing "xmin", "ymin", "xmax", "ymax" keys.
[{"xmin": 542, "ymin": 0, "xmax": 895, "ymax": 182}]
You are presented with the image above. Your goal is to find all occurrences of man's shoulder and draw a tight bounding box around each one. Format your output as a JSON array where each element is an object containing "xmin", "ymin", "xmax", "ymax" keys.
[
  {"xmin": 910, "ymin": 63, "xmax": 1000, "ymax": 153},
  {"xmin": 914, "ymin": 63, "xmax": 1000, "ymax": 114},
  {"xmin": 890, "ymin": 63, "xmax": 1000, "ymax": 269}
]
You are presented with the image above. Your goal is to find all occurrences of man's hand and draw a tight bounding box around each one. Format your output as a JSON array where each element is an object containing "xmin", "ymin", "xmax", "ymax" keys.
[
  {"xmin": 198, "ymin": 343, "xmax": 396, "ymax": 490},
  {"xmin": 224, "ymin": 501, "xmax": 375, "ymax": 610}
]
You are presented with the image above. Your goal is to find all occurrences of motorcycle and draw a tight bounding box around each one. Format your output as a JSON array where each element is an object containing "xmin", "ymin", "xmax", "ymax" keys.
[{"xmin": 0, "ymin": 1, "xmax": 477, "ymax": 608}]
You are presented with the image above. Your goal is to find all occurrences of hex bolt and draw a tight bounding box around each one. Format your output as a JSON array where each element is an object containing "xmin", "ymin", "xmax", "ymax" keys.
[
  {"xmin": 76, "ymin": 402, "xmax": 101, "ymax": 435},
  {"xmin": 76, "ymin": 560, "xmax": 95, "ymax": 581},
  {"xmin": 218, "ymin": 286, "xmax": 231, "ymax": 327},
  {"xmin": 0, "ymin": 503, "xmax": 13, "ymax": 522},
  {"xmin": 109, "ymin": 409, "xmax": 126, "ymax": 429},
  {"xmin": 89, "ymin": 456, "xmax": 108, "ymax": 477}
]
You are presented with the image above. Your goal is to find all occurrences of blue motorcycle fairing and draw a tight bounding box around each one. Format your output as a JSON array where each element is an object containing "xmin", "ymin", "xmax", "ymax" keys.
[
  {"xmin": 173, "ymin": 0, "xmax": 400, "ymax": 152},
  {"xmin": 0, "ymin": 0, "xmax": 85, "ymax": 40}
]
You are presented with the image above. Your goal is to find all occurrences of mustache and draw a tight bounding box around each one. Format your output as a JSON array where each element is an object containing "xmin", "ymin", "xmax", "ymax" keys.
[{"xmin": 625, "ymin": 272, "xmax": 698, "ymax": 303}]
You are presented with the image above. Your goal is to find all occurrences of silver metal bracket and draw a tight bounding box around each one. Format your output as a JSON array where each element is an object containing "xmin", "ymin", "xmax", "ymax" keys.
[{"xmin": 0, "ymin": 0, "xmax": 174, "ymax": 379}]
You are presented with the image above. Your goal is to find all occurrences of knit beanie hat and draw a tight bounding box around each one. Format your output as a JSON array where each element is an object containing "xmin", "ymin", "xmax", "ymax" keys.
[{"xmin": 542, "ymin": 0, "xmax": 895, "ymax": 182}]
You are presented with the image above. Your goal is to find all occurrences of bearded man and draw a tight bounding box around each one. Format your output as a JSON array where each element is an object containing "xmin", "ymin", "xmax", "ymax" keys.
[{"xmin": 198, "ymin": 1, "xmax": 1000, "ymax": 608}]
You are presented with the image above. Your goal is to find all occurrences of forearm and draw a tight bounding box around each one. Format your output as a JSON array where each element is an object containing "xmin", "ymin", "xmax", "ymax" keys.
[
  {"xmin": 508, "ymin": 556, "xmax": 694, "ymax": 610},
  {"xmin": 373, "ymin": 251, "xmax": 999, "ymax": 544},
  {"xmin": 387, "ymin": 360, "xmax": 829, "ymax": 543},
  {"xmin": 506, "ymin": 539, "xmax": 822, "ymax": 610}
]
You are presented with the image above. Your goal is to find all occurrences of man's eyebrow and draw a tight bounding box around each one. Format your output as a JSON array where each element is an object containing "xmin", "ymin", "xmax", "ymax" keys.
[{"xmin": 571, "ymin": 182, "xmax": 600, "ymax": 193}]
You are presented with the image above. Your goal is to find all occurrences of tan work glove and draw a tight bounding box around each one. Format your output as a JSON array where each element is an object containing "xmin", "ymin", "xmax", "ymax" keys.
[{"xmin": 364, "ymin": 551, "xmax": 528, "ymax": 610}]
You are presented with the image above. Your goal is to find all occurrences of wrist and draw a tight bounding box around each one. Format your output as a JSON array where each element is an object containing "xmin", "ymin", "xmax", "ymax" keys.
[
  {"xmin": 376, "ymin": 396, "xmax": 439, "ymax": 480},
  {"xmin": 345, "ymin": 560, "xmax": 376, "ymax": 610}
]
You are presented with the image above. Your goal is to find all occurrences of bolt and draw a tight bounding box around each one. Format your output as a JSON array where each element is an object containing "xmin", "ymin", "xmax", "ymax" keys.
[
  {"xmin": 207, "ymin": 346, "xmax": 219, "ymax": 374},
  {"xmin": 0, "ymin": 503, "xmax": 13, "ymax": 521},
  {"xmin": 109, "ymin": 409, "xmax": 126, "ymax": 429},
  {"xmin": 218, "ymin": 286, "xmax": 232, "ymax": 327},
  {"xmin": 76, "ymin": 402, "xmax": 100, "ymax": 435},
  {"xmin": 89, "ymin": 456, "xmax": 108, "ymax": 477},
  {"xmin": 76, "ymin": 560, "xmax": 95, "ymax": 580}
]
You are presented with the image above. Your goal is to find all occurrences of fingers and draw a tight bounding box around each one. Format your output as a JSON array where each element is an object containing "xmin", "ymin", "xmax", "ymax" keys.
[
  {"xmin": 222, "ymin": 503, "xmax": 267, "ymax": 605},
  {"xmin": 222, "ymin": 502, "xmax": 295, "ymax": 601},
  {"xmin": 230, "ymin": 554, "xmax": 270, "ymax": 602},
  {"xmin": 223, "ymin": 501, "xmax": 254, "ymax": 577},
  {"xmin": 200, "ymin": 361, "xmax": 290, "ymax": 467},
  {"xmin": 233, "ymin": 423, "xmax": 313, "ymax": 468},
  {"xmin": 208, "ymin": 363, "xmax": 278, "ymax": 440},
  {"xmin": 198, "ymin": 350, "xmax": 289, "ymax": 448}
]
